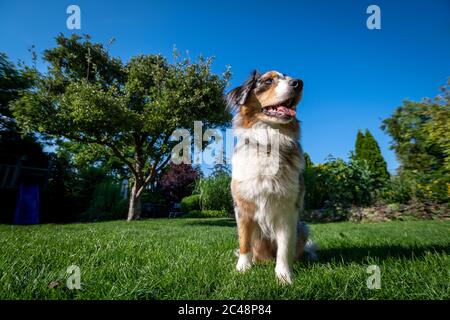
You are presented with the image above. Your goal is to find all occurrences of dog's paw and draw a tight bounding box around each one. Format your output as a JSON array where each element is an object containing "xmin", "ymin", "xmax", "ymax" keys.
[
  {"xmin": 275, "ymin": 265, "xmax": 294, "ymax": 285},
  {"xmin": 236, "ymin": 253, "xmax": 252, "ymax": 272}
]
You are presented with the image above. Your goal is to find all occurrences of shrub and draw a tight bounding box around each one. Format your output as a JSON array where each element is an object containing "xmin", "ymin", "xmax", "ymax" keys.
[
  {"xmin": 182, "ymin": 210, "xmax": 229, "ymax": 218},
  {"xmin": 303, "ymin": 165, "xmax": 328, "ymax": 210},
  {"xmin": 195, "ymin": 173, "xmax": 233, "ymax": 213},
  {"xmin": 335, "ymin": 155, "xmax": 376, "ymax": 207},
  {"xmin": 141, "ymin": 189, "xmax": 166, "ymax": 205},
  {"xmin": 158, "ymin": 164, "xmax": 199, "ymax": 202},
  {"xmin": 304, "ymin": 154, "xmax": 377, "ymax": 211},
  {"xmin": 377, "ymin": 175, "xmax": 415, "ymax": 204},
  {"xmin": 376, "ymin": 169, "xmax": 450, "ymax": 205},
  {"xmin": 180, "ymin": 194, "xmax": 200, "ymax": 214},
  {"xmin": 406, "ymin": 170, "xmax": 449, "ymax": 203},
  {"xmin": 79, "ymin": 181, "xmax": 127, "ymax": 221}
]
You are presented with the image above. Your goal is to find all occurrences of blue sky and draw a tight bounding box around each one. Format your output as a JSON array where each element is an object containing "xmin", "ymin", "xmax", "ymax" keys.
[{"xmin": 1, "ymin": 0, "xmax": 449, "ymax": 172}]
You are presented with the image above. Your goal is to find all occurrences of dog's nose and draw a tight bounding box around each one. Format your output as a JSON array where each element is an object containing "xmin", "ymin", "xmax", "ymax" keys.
[{"xmin": 289, "ymin": 79, "xmax": 303, "ymax": 89}]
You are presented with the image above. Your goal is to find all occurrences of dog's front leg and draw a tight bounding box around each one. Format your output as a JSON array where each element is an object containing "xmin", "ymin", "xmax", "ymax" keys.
[
  {"xmin": 236, "ymin": 216, "xmax": 255, "ymax": 272},
  {"xmin": 275, "ymin": 217, "xmax": 297, "ymax": 284}
]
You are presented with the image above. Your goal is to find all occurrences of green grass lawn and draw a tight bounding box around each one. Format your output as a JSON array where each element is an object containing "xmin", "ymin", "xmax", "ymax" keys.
[{"xmin": 0, "ymin": 218, "xmax": 449, "ymax": 299}]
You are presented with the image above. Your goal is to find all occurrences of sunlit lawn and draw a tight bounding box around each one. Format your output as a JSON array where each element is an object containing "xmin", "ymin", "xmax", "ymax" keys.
[{"xmin": 0, "ymin": 218, "xmax": 449, "ymax": 299}]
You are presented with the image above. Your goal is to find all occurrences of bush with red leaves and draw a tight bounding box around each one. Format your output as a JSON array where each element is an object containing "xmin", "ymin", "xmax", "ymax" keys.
[{"xmin": 158, "ymin": 164, "xmax": 200, "ymax": 203}]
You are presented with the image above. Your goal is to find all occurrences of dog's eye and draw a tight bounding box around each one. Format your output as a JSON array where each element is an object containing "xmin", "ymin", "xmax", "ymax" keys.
[{"xmin": 264, "ymin": 78, "xmax": 273, "ymax": 85}]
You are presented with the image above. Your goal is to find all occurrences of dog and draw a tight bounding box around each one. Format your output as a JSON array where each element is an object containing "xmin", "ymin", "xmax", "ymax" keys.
[{"xmin": 226, "ymin": 70, "xmax": 316, "ymax": 285}]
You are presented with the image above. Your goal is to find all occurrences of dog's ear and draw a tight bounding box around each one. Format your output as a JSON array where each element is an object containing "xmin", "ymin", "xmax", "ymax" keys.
[{"xmin": 226, "ymin": 70, "xmax": 260, "ymax": 111}]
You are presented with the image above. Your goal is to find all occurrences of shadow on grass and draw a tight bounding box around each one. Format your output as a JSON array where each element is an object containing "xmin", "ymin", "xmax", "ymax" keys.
[
  {"xmin": 184, "ymin": 219, "xmax": 450, "ymax": 265},
  {"xmin": 311, "ymin": 244, "xmax": 450, "ymax": 265},
  {"xmin": 183, "ymin": 218, "xmax": 237, "ymax": 228}
]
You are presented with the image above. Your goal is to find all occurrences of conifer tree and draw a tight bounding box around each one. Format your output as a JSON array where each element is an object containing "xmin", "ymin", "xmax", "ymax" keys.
[
  {"xmin": 354, "ymin": 129, "xmax": 389, "ymax": 186},
  {"xmin": 304, "ymin": 152, "xmax": 314, "ymax": 168},
  {"xmin": 355, "ymin": 130, "xmax": 365, "ymax": 160}
]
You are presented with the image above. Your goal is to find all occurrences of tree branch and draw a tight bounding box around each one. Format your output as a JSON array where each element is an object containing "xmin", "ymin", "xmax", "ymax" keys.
[
  {"xmin": 136, "ymin": 153, "xmax": 172, "ymax": 198},
  {"xmin": 50, "ymin": 131, "xmax": 138, "ymax": 178},
  {"xmin": 105, "ymin": 142, "xmax": 138, "ymax": 177}
]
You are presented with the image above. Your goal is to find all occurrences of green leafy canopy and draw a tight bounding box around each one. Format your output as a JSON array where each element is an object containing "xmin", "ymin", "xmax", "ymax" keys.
[
  {"xmin": 382, "ymin": 80, "xmax": 450, "ymax": 202},
  {"xmin": 11, "ymin": 34, "xmax": 232, "ymax": 219}
]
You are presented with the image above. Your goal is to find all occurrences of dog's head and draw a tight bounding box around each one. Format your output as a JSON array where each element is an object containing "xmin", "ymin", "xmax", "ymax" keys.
[{"xmin": 226, "ymin": 70, "xmax": 303, "ymax": 126}]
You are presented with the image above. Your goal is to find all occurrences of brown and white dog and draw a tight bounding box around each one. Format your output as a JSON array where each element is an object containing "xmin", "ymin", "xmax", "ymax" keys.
[{"xmin": 226, "ymin": 70, "xmax": 315, "ymax": 285}]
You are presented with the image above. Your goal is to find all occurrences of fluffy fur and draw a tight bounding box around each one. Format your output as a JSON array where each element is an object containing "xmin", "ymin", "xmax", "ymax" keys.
[{"xmin": 226, "ymin": 70, "xmax": 316, "ymax": 285}]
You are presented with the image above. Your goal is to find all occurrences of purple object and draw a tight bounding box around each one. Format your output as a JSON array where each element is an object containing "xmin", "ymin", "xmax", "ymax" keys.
[{"xmin": 13, "ymin": 183, "xmax": 40, "ymax": 225}]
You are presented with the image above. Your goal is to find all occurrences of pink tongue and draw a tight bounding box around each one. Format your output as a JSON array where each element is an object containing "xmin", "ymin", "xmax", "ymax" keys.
[{"xmin": 276, "ymin": 106, "xmax": 296, "ymax": 117}]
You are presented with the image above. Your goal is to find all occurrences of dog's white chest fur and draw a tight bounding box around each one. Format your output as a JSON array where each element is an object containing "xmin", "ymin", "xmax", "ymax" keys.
[{"xmin": 232, "ymin": 120, "xmax": 303, "ymax": 238}]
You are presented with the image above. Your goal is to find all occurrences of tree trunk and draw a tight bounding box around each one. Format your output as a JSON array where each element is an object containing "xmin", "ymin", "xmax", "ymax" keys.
[
  {"xmin": 128, "ymin": 144, "xmax": 145, "ymax": 221},
  {"xmin": 127, "ymin": 181, "xmax": 142, "ymax": 221}
]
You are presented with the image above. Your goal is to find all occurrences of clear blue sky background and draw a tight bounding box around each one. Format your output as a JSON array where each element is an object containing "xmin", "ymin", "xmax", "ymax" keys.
[{"xmin": 1, "ymin": 0, "xmax": 449, "ymax": 172}]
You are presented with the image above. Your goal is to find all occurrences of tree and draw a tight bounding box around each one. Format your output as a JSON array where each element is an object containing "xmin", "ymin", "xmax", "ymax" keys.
[
  {"xmin": 382, "ymin": 80, "xmax": 450, "ymax": 202},
  {"xmin": 12, "ymin": 34, "xmax": 231, "ymax": 220},
  {"xmin": 0, "ymin": 53, "xmax": 34, "ymax": 132},
  {"xmin": 355, "ymin": 130, "xmax": 365, "ymax": 160},
  {"xmin": 354, "ymin": 129, "xmax": 389, "ymax": 186},
  {"xmin": 0, "ymin": 52, "xmax": 40, "ymax": 156},
  {"xmin": 304, "ymin": 152, "xmax": 313, "ymax": 168}
]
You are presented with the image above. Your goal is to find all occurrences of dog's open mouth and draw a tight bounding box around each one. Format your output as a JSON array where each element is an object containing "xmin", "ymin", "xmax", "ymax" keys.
[{"xmin": 261, "ymin": 98, "xmax": 296, "ymax": 119}]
